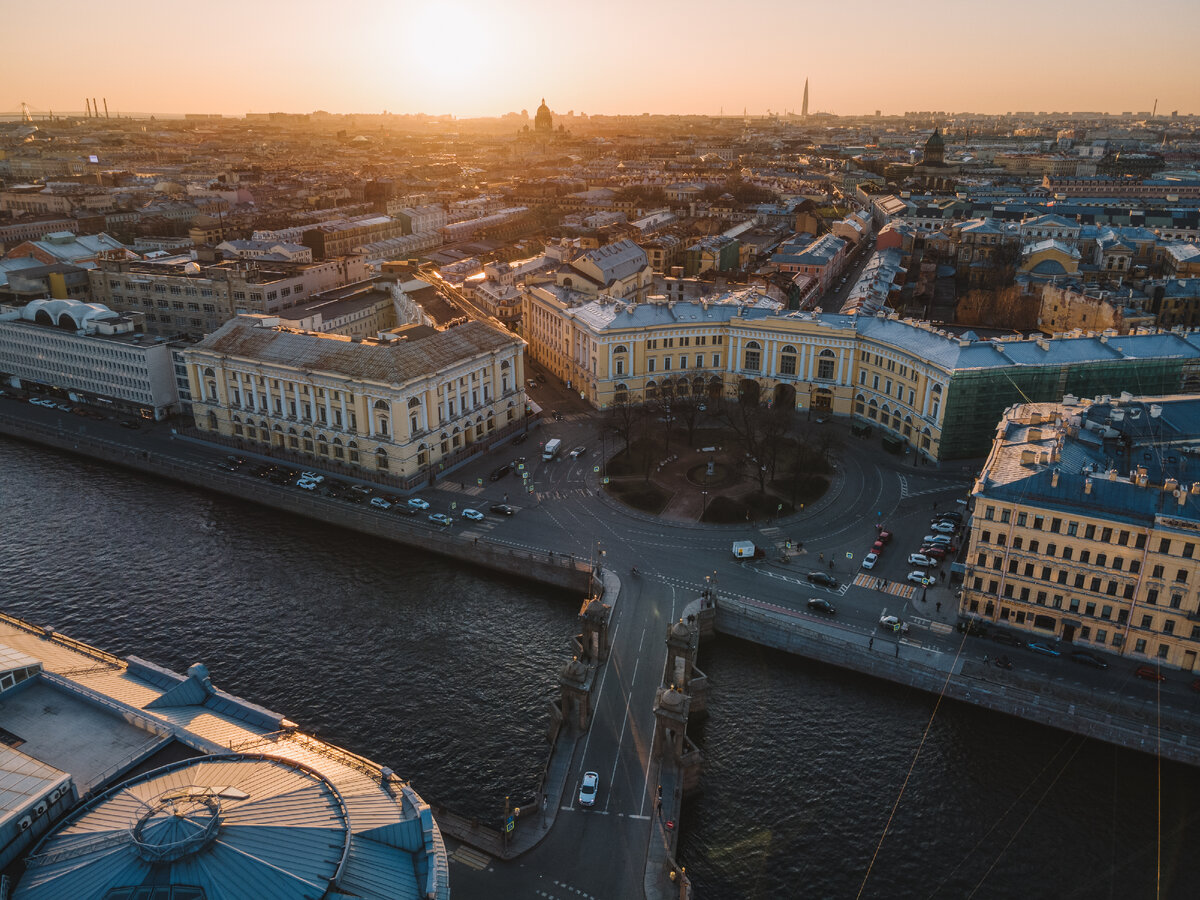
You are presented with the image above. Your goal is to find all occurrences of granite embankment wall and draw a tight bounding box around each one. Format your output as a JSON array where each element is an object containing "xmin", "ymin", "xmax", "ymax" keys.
[
  {"xmin": 716, "ymin": 598, "xmax": 1200, "ymax": 767},
  {"xmin": 0, "ymin": 412, "xmax": 592, "ymax": 596}
]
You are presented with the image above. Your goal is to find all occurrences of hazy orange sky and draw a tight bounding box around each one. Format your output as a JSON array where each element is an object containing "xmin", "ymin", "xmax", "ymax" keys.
[{"xmin": 5, "ymin": 0, "xmax": 1199, "ymax": 118}]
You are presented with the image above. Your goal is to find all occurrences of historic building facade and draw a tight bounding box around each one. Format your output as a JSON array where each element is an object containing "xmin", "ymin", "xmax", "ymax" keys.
[
  {"xmin": 962, "ymin": 396, "xmax": 1200, "ymax": 673},
  {"xmin": 184, "ymin": 315, "xmax": 526, "ymax": 487}
]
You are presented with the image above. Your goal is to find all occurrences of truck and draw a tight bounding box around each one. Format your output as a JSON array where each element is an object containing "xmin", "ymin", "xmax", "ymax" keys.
[
  {"xmin": 732, "ymin": 541, "xmax": 766, "ymax": 560},
  {"xmin": 542, "ymin": 438, "xmax": 562, "ymax": 460}
]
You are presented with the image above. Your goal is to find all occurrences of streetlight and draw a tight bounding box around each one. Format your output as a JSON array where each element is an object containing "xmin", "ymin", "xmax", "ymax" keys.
[{"xmin": 701, "ymin": 490, "xmax": 708, "ymax": 521}]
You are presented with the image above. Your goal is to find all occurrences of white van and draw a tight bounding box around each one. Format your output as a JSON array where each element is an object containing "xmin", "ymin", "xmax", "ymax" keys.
[{"xmin": 542, "ymin": 438, "xmax": 562, "ymax": 460}]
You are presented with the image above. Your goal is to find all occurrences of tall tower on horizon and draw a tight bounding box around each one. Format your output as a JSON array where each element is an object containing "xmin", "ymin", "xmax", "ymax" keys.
[{"xmin": 801, "ymin": 78, "xmax": 809, "ymax": 117}]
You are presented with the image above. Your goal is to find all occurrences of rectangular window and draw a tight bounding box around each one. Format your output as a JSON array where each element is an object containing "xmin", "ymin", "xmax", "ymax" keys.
[
  {"xmin": 1066, "ymin": 521, "xmax": 1077, "ymax": 536},
  {"xmin": 1084, "ymin": 524, "xmax": 1095, "ymax": 540},
  {"xmin": 1160, "ymin": 538, "xmax": 1172, "ymax": 554},
  {"xmin": 1016, "ymin": 512, "xmax": 1028, "ymax": 527},
  {"xmin": 1141, "ymin": 615, "xmax": 1154, "ymax": 629},
  {"xmin": 1000, "ymin": 509, "xmax": 1011, "ymax": 524},
  {"xmin": 1186, "ymin": 543, "xmax": 1196, "ymax": 559},
  {"xmin": 1051, "ymin": 518, "xmax": 1062, "ymax": 533},
  {"xmin": 1147, "ymin": 589, "xmax": 1159, "ymax": 605},
  {"xmin": 1152, "ymin": 565, "xmax": 1164, "ymax": 579}
]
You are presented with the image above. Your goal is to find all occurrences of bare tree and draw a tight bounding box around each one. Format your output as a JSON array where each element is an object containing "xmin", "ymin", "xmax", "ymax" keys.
[{"xmin": 604, "ymin": 395, "xmax": 645, "ymax": 460}]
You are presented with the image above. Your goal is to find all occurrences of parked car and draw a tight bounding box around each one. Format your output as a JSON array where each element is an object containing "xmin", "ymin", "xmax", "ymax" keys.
[
  {"xmin": 512, "ymin": 432, "xmax": 529, "ymax": 445},
  {"xmin": 569, "ymin": 446, "xmax": 586, "ymax": 458},
  {"xmin": 879, "ymin": 614, "xmax": 909, "ymax": 634},
  {"xmin": 1134, "ymin": 665, "xmax": 1167, "ymax": 683},
  {"xmin": 937, "ymin": 511, "xmax": 964, "ymax": 523},
  {"xmin": 407, "ymin": 498, "xmax": 430, "ymax": 511},
  {"xmin": 300, "ymin": 472, "xmax": 324, "ymax": 483},
  {"xmin": 428, "ymin": 513, "xmax": 452, "ymax": 526},
  {"xmin": 990, "ymin": 631, "xmax": 1024, "ymax": 647},
  {"xmin": 489, "ymin": 463, "xmax": 513, "ymax": 481},
  {"xmin": 295, "ymin": 479, "xmax": 318, "ymax": 491},
  {"xmin": 907, "ymin": 553, "xmax": 936, "ymax": 567},
  {"xmin": 907, "ymin": 571, "xmax": 935, "ymax": 586},
  {"xmin": 1070, "ymin": 650, "xmax": 1108, "ymax": 670},
  {"xmin": 861, "ymin": 552, "xmax": 879, "ymax": 570},
  {"xmin": 919, "ymin": 546, "xmax": 947, "ymax": 559},
  {"xmin": 807, "ymin": 598, "xmax": 836, "ymax": 615},
  {"xmin": 490, "ymin": 504, "xmax": 516, "ymax": 516},
  {"xmin": 1027, "ymin": 641, "xmax": 1061, "ymax": 657},
  {"xmin": 923, "ymin": 534, "xmax": 953, "ymax": 546},
  {"xmin": 806, "ymin": 571, "xmax": 839, "ymax": 589},
  {"xmin": 876, "ymin": 530, "xmax": 892, "ymax": 544},
  {"xmin": 369, "ymin": 497, "xmax": 392, "ymax": 510},
  {"xmin": 579, "ymin": 771, "xmax": 599, "ymax": 808},
  {"xmin": 930, "ymin": 521, "xmax": 957, "ymax": 534},
  {"xmin": 461, "ymin": 508, "xmax": 484, "ymax": 521}
]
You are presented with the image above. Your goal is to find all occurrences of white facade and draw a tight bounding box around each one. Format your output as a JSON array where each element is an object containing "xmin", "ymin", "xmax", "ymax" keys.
[{"xmin": 0, "ymin": 300, "xmax": 180, "ymax": 418}]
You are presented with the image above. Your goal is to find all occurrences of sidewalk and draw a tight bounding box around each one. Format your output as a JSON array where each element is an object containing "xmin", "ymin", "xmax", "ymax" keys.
[{"xmin": 643, "ymin": 758, "xmax": 688, "ymax": 900}]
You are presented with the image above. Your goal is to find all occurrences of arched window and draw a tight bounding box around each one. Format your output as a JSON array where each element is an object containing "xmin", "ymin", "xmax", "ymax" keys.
[
  {"xmin": 931, "ymin": 383, "xmax": 943, "ymax": 420},
  {"xmin": 744, "ymin": 341, "xmax": 761, "ymax": 372},
  {"xmin": 614, "ymin": 345, "xmax": 628, "ymax": 354},
  {"xmin": 207, "ymin": 411, "xmax": 218, "ymax": 430},
  {"xmin": 855, "ymin": 392, "xmax": 865, "ymax": 415},
  {"xmin": 615, "ymin": 383, "xmax": 629, "ymax": 403},
  {"xmin": 816, "ymin": 349, "xmax": 836, "ymax": 381},
  {"xmin": 417, "ymin": 443, "xmax": 428, "ymax": 466},
  {"xmin": 303, "ymin": 430, "xmax": 314, "ymax": 453},
  {"xmin": 347, "ymin": 440, "xmax": 359, "ymax": 463},
  {"xmin": 407, "ymin": 398, "xmax": 421, "ymax": 408},
  {"xmin": 288, "ymin": 427, "xmax": 299, "ymax": 449},
  {"xmin": 333, "ymin": 436, "xmax": 344, "ymax": 459},
  {"xmin": 375, "ymin": 447, "xmax": 389, "ymax": 470},
  {"xmin": 317, "ymin": 434, "xmax": 329, "ymax": 456},
  {"xmin": 645, "ymin": 380, "xmax": 658, "ymax": 400},
  {"xmin": 506, "ymin": 400, "xmax": 516, "ymax": 422},
  {"xmin": 903, "ymin": 415, "xmax": 913, "ymax": 438},
  {"xmin": 868, "ymin": 398, "xmax": 879, "ymax": 420},
  {"xmin": 780, "ymin": 345, "xmax": 797, "ymax": 376}
]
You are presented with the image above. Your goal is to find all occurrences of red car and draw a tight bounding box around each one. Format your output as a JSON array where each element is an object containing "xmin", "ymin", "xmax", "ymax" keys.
[
  {"xmin": 872, "ymin": 541, "xmax": 885, "ymax": 553},
  {"xmin": 1135, "ymin": 665, "xmax": 1167, "ymax": 683},
  {"xmin": 876, "ymin": 529, "xmax": 892, "ymax": 544},
  {"xmin": 920, "ymin": 546, "xmax": 947, "ymax": 559}
]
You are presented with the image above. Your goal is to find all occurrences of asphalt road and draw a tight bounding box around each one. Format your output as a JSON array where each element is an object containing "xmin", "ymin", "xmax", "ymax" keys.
[{"xmin": 8, "ymin": 387, "xmax": 1200, "ymax": 899}]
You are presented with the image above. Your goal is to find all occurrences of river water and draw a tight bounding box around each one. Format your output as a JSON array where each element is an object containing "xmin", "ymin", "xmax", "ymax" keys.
[{"xmin": 3, "ymin": 438, "xmax": 1200, "ymax": 898}]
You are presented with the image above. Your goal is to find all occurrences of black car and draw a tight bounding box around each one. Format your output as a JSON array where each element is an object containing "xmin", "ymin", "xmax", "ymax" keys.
[
  {"xmin": 806, "ymin": 598, "xmax": 836, "ymax": 615},
  {"xmin": 512, "ymin": 432, "xmax": 529, "ymax": 445},
  {"xmin": 806, "ymin": 571, "xmax": 839, "ymax": 589},
  {"xmin": 489, "ymin": 463, "xmax": 513, "ymax": 481},
  {"xmin": 490, "ymin": 504, "xmax": 515, "ymax": 516},
  {"xmin": 990, "ymin": 631, "xmax": 1024, "ymax": 647},
  {"xmin": 551, "ymin": 411, "xmax": 563, "ymax": 421},
  {"xmin": 1070, "ymin": 650, "xmax": 1109, "ymax": 670}
]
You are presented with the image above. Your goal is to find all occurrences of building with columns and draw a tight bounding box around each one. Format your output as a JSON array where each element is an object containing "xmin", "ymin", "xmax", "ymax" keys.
[
  {"xmin": 520, "ymin": 290, "xmax": 1200, "ymax": 461},
  {"xmin": 184, "ymin": 315, "xmax": 526, "ymax": 487}
]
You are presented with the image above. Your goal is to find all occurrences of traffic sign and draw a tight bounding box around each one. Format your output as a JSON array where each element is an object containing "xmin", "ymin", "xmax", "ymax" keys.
[
  {"xmin": 476, "ymin": 478, "xmax": 483, "ymax": 486},
  {"xmin": 505, "ymin": 816, "xmax": 514, "ymax": 833},
  {"xmin": 451, "ymin": 502, "xmax": 456, "ymax": 510},
  {"xmin": 845, "ymin": 551, "xmax": 853, "ymax": 559}
]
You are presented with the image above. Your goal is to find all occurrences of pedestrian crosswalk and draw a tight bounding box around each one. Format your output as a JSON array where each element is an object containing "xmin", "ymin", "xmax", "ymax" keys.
[
  {"xmin": 449, "ymin": 845, "xmax": 492, "ymax": 871},
  {"xmin": 440, "ymin": 481, "xmax": 486, "ymax": 496},
  {"xmin": 853, "ymin": 572, "xmax": 916, "ymax": 599},
  {"xmin": 536, "ymin": 488, "xmax": 592, "ymax": 501}
]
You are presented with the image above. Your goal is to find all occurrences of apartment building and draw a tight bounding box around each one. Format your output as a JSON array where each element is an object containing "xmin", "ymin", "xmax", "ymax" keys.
[
  {"xmin": 184, "ymin": 315, "xmax": 526, "ymax": 487},
  {"xmin": 88, "ymin": 255, "xmax": 370, "ymax": 339},
  {"xmin": 962, "ymin": 395, "xmax": 1200, "ymax": 673}
]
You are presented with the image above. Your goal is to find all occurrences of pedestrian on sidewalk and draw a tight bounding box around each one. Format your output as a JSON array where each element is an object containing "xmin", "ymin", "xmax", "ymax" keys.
[
  {"xmin": 940, "ymin": 570, "xmax": 946, "ymax": 581},
  {"xmin": 895, "ymin": 643, "xmax": 900, "ymax": 658},
  {"xmin": 868, "ymin": 637, "xmax": 874, "ymax": 651},
  {"xmin": 936, "ymin": 601, "xmax": 942, "ymax": 613}
]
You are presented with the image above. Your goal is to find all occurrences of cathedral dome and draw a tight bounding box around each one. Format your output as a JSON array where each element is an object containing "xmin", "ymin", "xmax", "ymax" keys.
[{"xmin": 534, "ymin": 98, "xmax": 553, "ymax": 133}]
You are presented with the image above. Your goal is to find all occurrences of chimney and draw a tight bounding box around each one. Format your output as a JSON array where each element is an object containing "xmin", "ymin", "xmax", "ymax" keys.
[
  {"xmin": 1084, "ymin": 479, "xmax": 1092, "ymax": 494},
  {"xmin": 1051, "ymin": 469, "xmax": 1060, "ymax": 487},
  {"xmin": 1164, "ymin": 478, "xmax": 1179, "ymax": 492}
]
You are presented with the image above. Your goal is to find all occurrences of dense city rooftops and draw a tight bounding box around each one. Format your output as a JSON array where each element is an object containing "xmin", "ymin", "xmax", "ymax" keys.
[{"xmin": 977, "ymin": 395, "xmax": 1200, "ymax": 525}]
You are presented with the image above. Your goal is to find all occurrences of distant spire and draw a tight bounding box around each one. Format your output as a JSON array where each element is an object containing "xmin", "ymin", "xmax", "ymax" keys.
[{"xmin": 802, "ymin": 78, "xmax": 809, "ymax": 118}]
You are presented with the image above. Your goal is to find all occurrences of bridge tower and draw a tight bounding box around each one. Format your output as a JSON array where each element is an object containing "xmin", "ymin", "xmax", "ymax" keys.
[
  {"xmin": 577, "ymin": 597, "xmax": 611, "ymax": 663},
  {"xmin": 557, "ymin": 657, "xmax": 594, "ymax": 732}
]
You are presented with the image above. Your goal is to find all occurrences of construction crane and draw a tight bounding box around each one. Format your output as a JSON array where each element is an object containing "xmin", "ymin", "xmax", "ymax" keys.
[{"xmin": 21, "ymin": 101, "xmax": 33, "ymax": 123}]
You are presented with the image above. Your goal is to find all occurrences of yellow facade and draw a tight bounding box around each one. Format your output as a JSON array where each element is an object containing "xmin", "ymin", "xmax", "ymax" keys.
[
  {"xmin": 185, "ymin": 316, "xmax": 526, "ymax": 487},
  {"xmin": 521, "ymin": 289, "xmax": 952, "ymax": 458},
  {"xmin": 962, "ymin": 399, "xmax": 1200, "ymax": 672}
]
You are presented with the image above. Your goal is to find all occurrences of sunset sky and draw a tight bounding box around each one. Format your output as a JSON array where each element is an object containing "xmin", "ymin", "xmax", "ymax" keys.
[{"xmin": 5, "ymin": 0, "xmax": 1199, "ymax": 118}]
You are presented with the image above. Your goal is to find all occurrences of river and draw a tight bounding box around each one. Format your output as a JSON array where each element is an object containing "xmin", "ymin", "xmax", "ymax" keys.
[{"xmin": 3, "ymin": 437, "xmax": 1199, "ymax": 898}]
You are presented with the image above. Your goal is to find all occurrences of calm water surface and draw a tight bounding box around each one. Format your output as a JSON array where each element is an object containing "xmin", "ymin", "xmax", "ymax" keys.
[{"xmin": 3, "ymin": 438, "xmax": 1200, "ymax": 898}]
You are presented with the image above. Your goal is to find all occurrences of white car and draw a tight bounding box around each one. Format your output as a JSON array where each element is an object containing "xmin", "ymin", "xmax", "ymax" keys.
[
  {"xmin": 295, "ymin": 479, "xmax": 317, "ymax": 491},
  {"xmin": 461, "ymin": 508, "xmax": 484, "ymax": 521},
  {"xmin": 879, "ymin": 614, "xmax": 910, "ymax": 633},
  {"xmin": 907, "ymin": 571, "xmax": 936, "ymax": 586},
  {"xmin": 579, "ymin": 771, "xmax": 599, "ymax": 808},
  {"xmin": 300, "ymin": 472, "xmax": 324, "ymax": 483},
  {"xmin": 407, "ymin": 498, "xmax": 430, "ymax": 510},
  {"xmin": 923, "ymin": 534, "xmax": 952, "ymax": 546},
  {"xmin": 370, "ymin": 497, "xmax": 392, "ymax": 509},
  {"xmin": 930, "ymin": 521, "xmax": 957, "ymax": 534},
  {"xmin": 861, "ymin": 552, "xmax": 879, "ymax": 570},
  {"xmin": 908, "ymin": 553, "xmax": 936, "ymax": 567},
  {"xmin": 569, "ymin": 446, "xmax": 586, "ymax": 459}
]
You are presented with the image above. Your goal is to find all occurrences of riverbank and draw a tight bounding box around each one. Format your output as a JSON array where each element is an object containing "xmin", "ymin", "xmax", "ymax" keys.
[{"xmin": 0, "ymin": 410, "xmax": 592, "ymax": 597}]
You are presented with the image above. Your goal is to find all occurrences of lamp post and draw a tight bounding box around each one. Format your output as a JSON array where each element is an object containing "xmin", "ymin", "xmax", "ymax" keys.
[{"xmin": 700, "ymin": 490, "xmax": 708, "ymax": 521}]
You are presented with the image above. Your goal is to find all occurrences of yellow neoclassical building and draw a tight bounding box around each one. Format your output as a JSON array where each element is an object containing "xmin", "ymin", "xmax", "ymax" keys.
[
  {"xmin": 963, "ymin": 396, "xmax": 1200, "ymax": 672},
  {"xmin": 184, "ymin": 315, "xmax": 526, "ymax": 487},
  {"xmin": 522, "ymin": 285, "xmax": 955, "ymax": 458}
]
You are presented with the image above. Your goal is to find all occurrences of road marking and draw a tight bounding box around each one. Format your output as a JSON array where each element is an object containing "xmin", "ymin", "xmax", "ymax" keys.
[
  {"xmin": 605, "ymin": 651, "xmax": 642, "ymax": 812},
  {"xmin": 853, "ymin": 572, "xmax": 916, "ymax": 599},
  {"xmin": 449, "ymin": 845, "xmax": 492, "ymax": 870}
]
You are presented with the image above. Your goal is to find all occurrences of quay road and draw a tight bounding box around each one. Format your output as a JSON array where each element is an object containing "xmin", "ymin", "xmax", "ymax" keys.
[{"xmin": 7, "ymin": 390, "xmax": 1200, "ymax": 898}]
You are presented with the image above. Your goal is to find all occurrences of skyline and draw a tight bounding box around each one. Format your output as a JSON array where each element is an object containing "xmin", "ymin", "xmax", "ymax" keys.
[{"xmin": 3, "ymin": 0, "xmax": 1200, "ymax": 119}]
